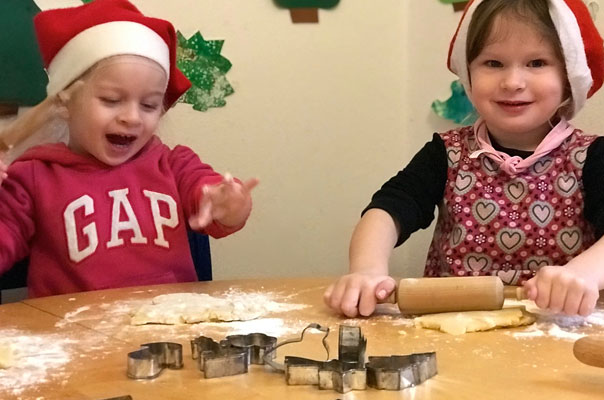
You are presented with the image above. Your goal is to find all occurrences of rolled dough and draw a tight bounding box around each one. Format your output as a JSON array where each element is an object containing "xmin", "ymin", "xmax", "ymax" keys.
[
  {"xmin": 414, "ymin": 306, "xmax": 535, "ymax": 335},
  {"xmin": 0, "ymin": 344, "xmax": 15, "ymax": 369},
  {"xmin": 130, "ymin": 292, "xmax": 268, "ymax": 325}
]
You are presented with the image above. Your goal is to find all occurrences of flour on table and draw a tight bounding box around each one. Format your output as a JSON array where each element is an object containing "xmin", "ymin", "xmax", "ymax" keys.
[
  {"xmin": 131, "ymin": 291, "xmax": 306, "ymax": 325},
  {"xmin": 414, "ymin": 306, "xmax": 536, "ymax": 335}
]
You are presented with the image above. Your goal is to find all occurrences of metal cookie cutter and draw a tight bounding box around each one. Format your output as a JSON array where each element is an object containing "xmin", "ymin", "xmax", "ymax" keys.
[
  {"xmin": 226, "ymin": 332, "xmax": 277, "ymax": 364},
  {"xmin": 263, "ymin": 323, "xmax": 330, "ymax": 383},
  {"xmin": 191, "ymin": 332, "xmax": 277, "ymax": 378},
  {"xmin": 191, "ymin": 336, "xmax": 247, "ymax": 378},
  {"xmin": 264, "ymin": 324, "xmax": 367, "ymax": 393},
  {"xmin": 366, "ymin": 352, "xmax": 437, "ymax": 390},
  {"xmin": 317, "ymin": 325, "xmax": 367, "ymax": 393},
  {"xmin": 127, "ymin": 342, "xmax": 183, "ymax": 379}
]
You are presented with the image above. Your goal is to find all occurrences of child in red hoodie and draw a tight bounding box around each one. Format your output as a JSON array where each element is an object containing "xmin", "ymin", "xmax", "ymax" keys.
[{"xmin": 0, "ymin": 0, "xmax": 257, "ymax": 297}]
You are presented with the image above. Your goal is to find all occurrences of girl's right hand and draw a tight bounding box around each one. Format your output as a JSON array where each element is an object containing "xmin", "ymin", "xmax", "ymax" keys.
[{"xmin": 323, "ymin": 272, "xmax": 397, "ymax": 317}]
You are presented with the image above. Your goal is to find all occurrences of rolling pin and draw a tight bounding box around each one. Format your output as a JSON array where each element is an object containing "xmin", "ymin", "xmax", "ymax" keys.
[
  {"xmin": 573, "ymin": 336, "xmax": 604, "ymax": 368},
  {"xmin": 384, "ymin": 276, "xmax": 527, "ymax": 315}
]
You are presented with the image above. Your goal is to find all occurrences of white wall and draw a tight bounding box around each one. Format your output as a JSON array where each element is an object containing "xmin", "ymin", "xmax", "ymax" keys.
[{"xmin": 28, "ymin": 0, "xmax": 604, "ymax": 281}]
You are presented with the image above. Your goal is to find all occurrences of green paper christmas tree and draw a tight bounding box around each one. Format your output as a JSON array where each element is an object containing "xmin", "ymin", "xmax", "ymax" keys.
[
  {"xmin": 176, "ymin": 31, "xmax": 234, "ymax": 112},
  {"xmin": 274, "ymin": 0, "xmax": 339, "ymax": 7},
  {"xmin": 274, "ymin": 0, "xmax": 340, "ymax": 23},
  {"xmin": 0, "ymin": 0, "xmax": 48, "ymax": 109}
]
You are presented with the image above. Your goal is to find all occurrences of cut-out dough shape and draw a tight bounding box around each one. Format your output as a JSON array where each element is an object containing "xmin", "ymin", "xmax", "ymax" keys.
[{"xmin": 414, "ymin": 306, "xmax": 535, "ymax": 335}]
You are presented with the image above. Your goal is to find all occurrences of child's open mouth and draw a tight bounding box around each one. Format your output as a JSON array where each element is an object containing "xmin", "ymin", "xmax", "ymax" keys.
[{"xmin": 106, "ymin": 134, "xmax": 136, "ymax": 147}]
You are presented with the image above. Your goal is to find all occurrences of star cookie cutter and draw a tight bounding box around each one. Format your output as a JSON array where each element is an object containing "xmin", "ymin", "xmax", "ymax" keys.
[
  {"xmin": 126, "ymin": 342, "xmax": 183, "ymax": 379},
  {"xmin": 366, "ymin": 352, "xmax": 438, "ymax": 390}
]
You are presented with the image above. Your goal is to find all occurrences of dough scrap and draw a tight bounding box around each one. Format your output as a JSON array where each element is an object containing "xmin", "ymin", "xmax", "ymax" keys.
[
  {"xmin": 131, "ymin": 292, "xmax": 268, "ymax": 325},
  {"xmin": 414, "ymin": 306, "xmax": 535, "ymax": 335},
  {"xmin": 0, "ymin": 344, "xmax": 15, "ymax": 369}
]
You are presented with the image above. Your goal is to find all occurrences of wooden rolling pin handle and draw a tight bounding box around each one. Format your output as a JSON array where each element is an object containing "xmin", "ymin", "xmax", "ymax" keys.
[
  {"xmin": 573, "ymin": 336, "xmax": 604, "ymax": 368},
  {"xmin": 503, "ymin": 285, "xmax": 528, "ymax": 300}
]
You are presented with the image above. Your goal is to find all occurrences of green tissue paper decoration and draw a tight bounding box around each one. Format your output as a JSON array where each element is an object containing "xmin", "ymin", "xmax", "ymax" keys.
[
  {"xmin": 0, "ymin": 0, "xmax": 48, "ymax": 107},
  {"xmin": 432, "ymin": 80, "xmax": 478, "ymax": 125},
  {"xmin": 176, "ymin": 31, "xmax": 234, "ymax": 112}
]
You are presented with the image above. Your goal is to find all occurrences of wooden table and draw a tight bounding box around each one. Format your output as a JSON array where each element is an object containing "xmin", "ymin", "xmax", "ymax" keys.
[{"xmin": 1, "ymin": 278, "xmax": 603, "ymax": 399}]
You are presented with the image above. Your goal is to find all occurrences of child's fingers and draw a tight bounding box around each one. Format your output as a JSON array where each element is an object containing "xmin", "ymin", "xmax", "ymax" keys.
[
  {"xmin": 522, "ymin": 279, "xmax": 538, "ymax": 301},
  {"xmin": 548, "ymin": 279, "xmax": 568, "ymax": 313},
  {"xmin": 190, "ymin": 186, "xmax": 214, "ymax": 229},
  {"xmin": 242, "ymin": 177, "xmax": 260, "ymax": 192},
  {"xmin": 579, "ymin": 290, "xmax": 599, "ymax": 316},
  {"xmin": 534, "ymin": 274, "xmax": 553, "ymax": 309},
  {"xmin": 563, "ymin": 286, "xmax": 583, "ymax": 315}
]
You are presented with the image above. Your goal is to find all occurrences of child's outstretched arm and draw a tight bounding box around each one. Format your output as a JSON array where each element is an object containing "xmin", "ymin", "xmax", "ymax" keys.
[
  {"xmin": 189, "ymin": 173, "xmax": 258, "ymax": 231},
  {"xmin": 523, "ymin": 238, "xmax": 604, "ymax": 316},
  {"xmin": 324, "ymin": 208, "xmax": 399, "ymax": 317}
]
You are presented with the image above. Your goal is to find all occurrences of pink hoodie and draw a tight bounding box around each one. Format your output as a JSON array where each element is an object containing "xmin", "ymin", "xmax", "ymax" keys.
[{"xmin": 0, "ymin": 137, "xmax": 239, "ymax": 297}]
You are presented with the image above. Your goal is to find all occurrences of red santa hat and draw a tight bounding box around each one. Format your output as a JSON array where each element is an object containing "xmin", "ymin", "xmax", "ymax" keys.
[
  {"xmin": 33, "ymin": 0, "xmax": 190, "ymax": 108},
  {"xmin": 448, "ymin": 0, "xmax": 604, "ymax": 119}
]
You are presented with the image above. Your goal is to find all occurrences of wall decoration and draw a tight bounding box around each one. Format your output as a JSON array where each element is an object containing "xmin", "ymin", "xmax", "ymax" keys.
[
  {"xmin": 274, "ymin": 0, "xmax": 340, "ymax": 23},
  {"xmin": 439, "ymin": 0, "xmax": 469, "ymax": 12},
  {"xmin": 583, "ymin": 0, "xmax": 600, "ymax": 20},
  {"xmin": 176, "ymin": 31, "xmax": 234, "ymax": 112},
  {"xmin": 0, "ymin": 0, "xmax": 49, "ymax": 115},
  {"xmin": 432, "ymin": 80, "xmax": 478, "ymax": 125}
]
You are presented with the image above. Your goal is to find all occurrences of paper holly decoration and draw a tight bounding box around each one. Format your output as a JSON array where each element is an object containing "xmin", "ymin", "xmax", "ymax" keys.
[
  {"xmin": 176, "ymin": 31, "xmax": 234, "ymax": 112},
  {"xmin": 0, "ymin": 0, "xmax": 48, "ymax": 111},
  {"xmin": 432, "ymin": 80, "xmax": 478, "ymax": 125},
  {"xmin": 274, "ymin": 0, "xmax": 340, "ymax": 23}
]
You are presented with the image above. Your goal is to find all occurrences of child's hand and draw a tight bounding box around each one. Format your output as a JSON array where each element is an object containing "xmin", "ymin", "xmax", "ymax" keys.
[
  {"xmin": 523, "ymin": 265, "xmax": 599, "ymax": 316},
  {"xmin": 0, "ymin": 158, "xmax": 7, "ymax": 185},
  {"xmin": 189, "ymin": 173, "xmax": 259, "ymax": 230},
  {"xmin": 324, "ymin": 272, "xmax": 397, "ymax": 317}
]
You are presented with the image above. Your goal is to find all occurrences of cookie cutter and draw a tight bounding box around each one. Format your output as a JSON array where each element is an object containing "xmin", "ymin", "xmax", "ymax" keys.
[
  {"xmin": 191, "ymin": 332, "xmax": 277, "ymax": 378},
  {"xmin": 127, "ymin": 342, "xmax": 183, "ymax": 379},
  {"xmin": 366, "ymin": 352, "xmax": 437, "ymax": 390},
  {"xmin": 226, "ymin": 332, "xmax": 277, "ymax": 365},
  {"xmin": 263, "ymin": 323, "xmax": 331, "ymax": 374},
  {"xmin": 318, "ymin": 359, "xmax": 367, "ymax": 393},
  {"xmin": 263, "ymin": 324, "xmax": 367, "ymax": 393},
  {"xmin": 99, "ymin": 397, "xmax": 132, "ymax": 400}
]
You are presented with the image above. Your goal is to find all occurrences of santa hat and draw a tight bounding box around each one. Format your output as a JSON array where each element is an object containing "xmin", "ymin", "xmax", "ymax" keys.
[
  {"xmin": 33, "ymin": 0, "xmax": 190, "ymax": 108},
  {"xmin": 448, "ymin": 0, "xmax": 604, "ymax": 119}
]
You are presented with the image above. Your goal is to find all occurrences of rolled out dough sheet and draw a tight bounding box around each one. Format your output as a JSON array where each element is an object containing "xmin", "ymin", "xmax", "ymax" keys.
[
  {"xmin": 414, "ymin": 306, "xmax": 535, "ymax": 335},
  {"xmin": 130, "ymin": 292, "xmax": 268, "ymax": 325},
  {"xmin": 0, "ymin": 344, "xmax": 15, "ymax": 369}
]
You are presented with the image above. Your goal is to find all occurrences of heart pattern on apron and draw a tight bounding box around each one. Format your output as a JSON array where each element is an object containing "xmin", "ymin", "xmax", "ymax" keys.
[
  {"xmin": 472, "ymin": 199, "xmax": 499, "ymax": 225},
  {"xmin": 557, "ymin": 227, "xmax": 582, "ymax": 254},
  {"xmin": 554, "ymin": 173, "xmax": 578, "ymax": 197},
  {"xmin": 529, "ymin": 201, "xmax": 554, "ymax": 228},
  {"xmin": 453, "ymin": 171, "xmax": 476, "ymax": 195},
  {"xmin": 504, "ymin": 178, "xmax": 528, "ymax": 203},
  {"xmin": 496, "ymin": 228, "xmax": 526, "ymax": 254}
]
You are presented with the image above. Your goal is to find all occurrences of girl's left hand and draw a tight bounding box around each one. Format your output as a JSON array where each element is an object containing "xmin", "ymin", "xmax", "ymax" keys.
[
  {"xmin": 189, "ymin": 173, "xmax": 259, "ymax": 230},
  {"xmin": 523, "ymin": 265, "xmax": 599, "ymax": 316}
]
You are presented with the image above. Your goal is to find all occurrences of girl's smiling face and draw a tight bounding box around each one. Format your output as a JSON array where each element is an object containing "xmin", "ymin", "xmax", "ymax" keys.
[
  {"xmin": 468, "ymin": 15, "xmax": 567, "ymax": 150},
  {"xmin": 63, "ymin": 55, "xmax": 167, "ymax": 166}
]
